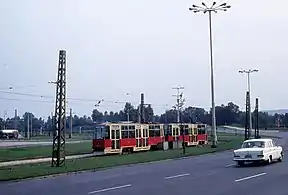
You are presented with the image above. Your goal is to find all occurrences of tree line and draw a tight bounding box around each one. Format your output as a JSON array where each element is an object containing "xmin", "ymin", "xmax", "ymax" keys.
[{"xmin": 0, "ymin": 102, "xmax": 287, "ymax": 135}]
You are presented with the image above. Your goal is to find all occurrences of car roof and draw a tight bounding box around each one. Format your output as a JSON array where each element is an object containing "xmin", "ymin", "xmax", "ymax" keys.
[{"xmin": 243, "ymin": 138, "xmax": 272, "ymax": 143}]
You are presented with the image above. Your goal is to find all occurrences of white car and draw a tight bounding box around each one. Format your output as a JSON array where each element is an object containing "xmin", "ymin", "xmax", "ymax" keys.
[{"xmin": 233, "ymin": 138, "xmax": 283, "ymax": 166}]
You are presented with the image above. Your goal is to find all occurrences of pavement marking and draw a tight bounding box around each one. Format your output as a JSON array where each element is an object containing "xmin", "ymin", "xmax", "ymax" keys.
[
  {"xmin": 88, "ymin": 184, "xmax": 132, "ymax": 194},
  {"xmin": 164, "ymin": 173, "xmax": 190, "ymax": 180},
  {"xmin": 235, "ymin": 172, "xmax": 267, "ymax": 182},
  {"xmin": 225, "ymin": 163, "xmax": 235, "ymax": 167}
]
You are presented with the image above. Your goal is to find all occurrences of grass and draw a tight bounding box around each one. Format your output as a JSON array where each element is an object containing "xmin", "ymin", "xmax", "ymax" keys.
[
  {"xmin": 0, "ymin": 135, "xmax": 243, "ymax": 181},
  {"xmin": 23, "ymin": 133, "xmax": 92, "ymax": 141},
  {"xmin": 0, "ymin": 142, "xmax": 92, "ymax": 162},
  {"xmin": 1, "ymin": 132, "xmax": 279, "ymax": 163}
]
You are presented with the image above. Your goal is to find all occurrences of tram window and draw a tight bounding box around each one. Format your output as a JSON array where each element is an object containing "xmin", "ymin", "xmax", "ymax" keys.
[
  {"xmin": 111, "ymin": 130, "xmax": 115, "ymax": 139},
  {"xmin": 149, "ymin": 130, "xmax": 155, "ymax": 137},
  {"xmin": 184, "ymin": 127, "xmax": 189, "ymax": 135},
  {"xmin": 95, "ymin": 126, "xmax": 105, "ymax": 139},
  {"xmin": 165, "ymin": 128, "xmax": 172, "ymax": 136},
  {"xmin": 121, "ymin": 126, "xmax": 128, "ymax": 130},
  {"xmin": 116, "ymin": 130, "xmax": 120, "ymax": 139},
  {"xmin": 121, "ymin": 131, "xmax": 129, "ymax": 138},
  {"xmin": 128, "ymin": 130, "xmax": 135, "ymax": 138},
  {"xmin": 129, "ymin": 125, "xmax": 135, "ymax": 130},
  {"xmin": 142, "ymin": 129, "xmax": 146, "ymax": 137},
  {"xmin": 145, "ymin": 129, "xmax": 148, "ymax": 137},
  {"xmin": 155, "ymin": 129, "xmax": 160, "ymax": 136},
  {"xmin": 175, "ymin": 128, "xmax": 179, "ymax": 136},
  {"xmin": 105, "ymin": 126, "xmax": 110, "ymax": 139},
  {"xmin": 198, "ymin": 128, "xmax": 206, "ymax": 134}
]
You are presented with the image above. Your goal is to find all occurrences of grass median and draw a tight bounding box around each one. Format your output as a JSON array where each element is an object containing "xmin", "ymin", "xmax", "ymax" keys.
[
  {"xmin": 0, "ymin": 135, "xmax": 244, "ymax": 181},
  {"xmin": 0, "ymin": 141, "xmax": 92, "ymax": 162}
]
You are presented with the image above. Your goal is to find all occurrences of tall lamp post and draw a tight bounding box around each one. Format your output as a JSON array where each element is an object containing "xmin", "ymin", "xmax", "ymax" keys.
[
  {"xmin": 239, "ymin": 69, "xmax": 258, "ymax": 138},
  {"xmin": 189, "ymin": 2, "xmax": 231, "ymax": 148}
]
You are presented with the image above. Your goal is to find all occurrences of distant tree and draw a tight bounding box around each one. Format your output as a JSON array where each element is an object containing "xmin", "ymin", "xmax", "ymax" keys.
[{"xmin": 91, "ymin": 109, "xmax": 103, "ymax": 122}]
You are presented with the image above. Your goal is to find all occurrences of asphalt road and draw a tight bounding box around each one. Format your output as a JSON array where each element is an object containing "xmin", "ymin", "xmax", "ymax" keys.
[{"xmin": 1, "ymin": 133, "xmax": 288, "ymax": 195}]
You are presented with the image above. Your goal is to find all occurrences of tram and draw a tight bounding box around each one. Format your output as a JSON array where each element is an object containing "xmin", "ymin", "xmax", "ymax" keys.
[{"xmin": 92, "ymin": 122, "xmax": 208, "ymax": 154}]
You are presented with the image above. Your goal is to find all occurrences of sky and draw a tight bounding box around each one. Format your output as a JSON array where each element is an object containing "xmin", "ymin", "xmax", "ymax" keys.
[{"xmin": 0, "ymin": 0, "xmax": 287, "ymax": 119}]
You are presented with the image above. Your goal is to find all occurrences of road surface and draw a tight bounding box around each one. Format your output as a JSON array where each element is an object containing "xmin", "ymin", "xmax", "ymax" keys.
[{"xmin": 1, "ymin": 132, "xmax": 288, "ymax": 195}]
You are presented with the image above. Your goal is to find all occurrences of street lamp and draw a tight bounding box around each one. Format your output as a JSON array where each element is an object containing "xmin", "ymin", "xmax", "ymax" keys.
[
  {"xmin": 189, "ymin": 2, "xmax": 231, "ymax": 148},
  {"xmin": 239, "ymin": 69, "xmax": 259, "ymax": 138}
]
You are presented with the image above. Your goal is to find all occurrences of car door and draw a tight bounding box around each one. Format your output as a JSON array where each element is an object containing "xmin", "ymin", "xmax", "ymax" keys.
[
  {"xmin": 271, "ymin": 140, "xmax": 280, "ymax": 159},
  {"xmin": 265, "ymin": 141, "xmax": 273, "ymax": 159}
]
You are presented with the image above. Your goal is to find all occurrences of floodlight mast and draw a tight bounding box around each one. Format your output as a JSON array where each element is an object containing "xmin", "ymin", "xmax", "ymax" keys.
[{"xmin": 189, "ymin": 2, "xmax": 231, "ymax": 148}]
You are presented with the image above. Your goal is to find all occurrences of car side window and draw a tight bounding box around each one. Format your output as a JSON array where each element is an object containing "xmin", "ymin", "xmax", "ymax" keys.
[
  {"xmin": 265, "ymin": 142, "xmax": 270, "ymax": 148},
  {"xmin": 268, "ymin": 141, "xmax": 274, "ymax": 147},
  {"xmin": 271, "ymin": 140, "xmax": 276, "ymax": 147},
  {"xmin": 267, "ymin": 141, "xmax": 271, "ymax": 148}
]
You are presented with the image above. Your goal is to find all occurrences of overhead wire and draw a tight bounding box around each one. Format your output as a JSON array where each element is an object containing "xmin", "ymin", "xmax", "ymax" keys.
[{"xmin": 0, "ymin": 90, "xmax": 170, "ymax": 108}]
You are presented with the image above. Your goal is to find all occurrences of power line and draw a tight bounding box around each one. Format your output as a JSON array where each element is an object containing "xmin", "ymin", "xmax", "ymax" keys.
[
  {"xmin": 0, "ymin": 90, "xmax": 170, "ymax": 108},
  {"xmin": 0, "ymin": 90, "xmax": 104, "ymax": 102},
  {"xmin": 0, "ymin": 97, "xmax": 99, "ymax": 105}
]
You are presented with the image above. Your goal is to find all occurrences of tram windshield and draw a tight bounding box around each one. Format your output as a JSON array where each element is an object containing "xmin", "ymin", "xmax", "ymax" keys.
[
  {"xmin": 197, "ymin": 124, "xmax": 206, "ymax": 134},
  {"xmin": 94, "ymin": 125, "xmax": 110, "ymax": 139}
]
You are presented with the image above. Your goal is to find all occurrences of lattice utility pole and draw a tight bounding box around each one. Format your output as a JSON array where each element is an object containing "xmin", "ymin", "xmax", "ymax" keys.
[
  {"xmin": 172, "ymin": 87, "xmax": 186, "ymax": 154},
  {"xmin": 14, "ymin": 109, "xmax": 17, "ymax": 130},
  {"xmin": 69, "ymin": 108, "xmax": 72, "ymax": 139},
  {"xmin": 178, "ymin": 94, "xmax": 186, "ymax": 154},
  {"xmin": 254, "ymin": 98, "xmax": 259, "ymax": 139},
  {"xmin": 51, "ymin": 50, "xmax": 67, "ymax": 167},
  {"xmin": 245, "ymin": 91, "xmax": 250, "ymax": 140},
  {"xmin": 172, "ymin": 87, "xmax": 184, "ymax": 123}
]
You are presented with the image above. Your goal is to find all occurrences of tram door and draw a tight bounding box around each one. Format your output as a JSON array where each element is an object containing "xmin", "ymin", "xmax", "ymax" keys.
[
  {"xmin": 188, "ymin": 125, "xmax": 193, "ymax": 142},
  {"xmin": 193, "ymin": 127, "xmax": 198, "ymax": 142},
  {"xmin": 173, "ymin": 125, "xmax": 179, "ymax": 140},
  {"xmin": 136, "ymin": 126, "xmax": 142, "ymax": 147},
  {"xmin": 142, "ymin": 125, "xmax": 148, "ymax": 147},
  {"xmin": 111, "ymin": 125, "xmax": 120, "ymax": 150}
]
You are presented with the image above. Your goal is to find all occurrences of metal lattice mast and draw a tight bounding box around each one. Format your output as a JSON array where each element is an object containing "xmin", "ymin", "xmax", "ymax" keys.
[
  {"xmin": 239, "ymin": 69, "xmax": 258, "ymax": 139},
  {"xmin": 245, "ymin": 91, "xmax": 250, "ymax": 140},
  {"xmin": 51, "ymin": 50, "xmax": 67, "ymax": 167},
  {"xmin": 254, "ymin": 98, "xmax": 259, "ymax": 138},
  {"xmin": 172, "ymin": 87, "xmax": 184, "ymax": 123}
]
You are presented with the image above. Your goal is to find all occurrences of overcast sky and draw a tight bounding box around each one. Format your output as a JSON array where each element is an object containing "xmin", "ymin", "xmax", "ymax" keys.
[{"xmin": 0, "ymin": 0, "xmax": 287, "ymax": 119}]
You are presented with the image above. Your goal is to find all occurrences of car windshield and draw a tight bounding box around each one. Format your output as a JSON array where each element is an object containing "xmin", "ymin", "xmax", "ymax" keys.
[{"xmin": 241, "ymin": 141, "xmax": 265, "ymax": 148}]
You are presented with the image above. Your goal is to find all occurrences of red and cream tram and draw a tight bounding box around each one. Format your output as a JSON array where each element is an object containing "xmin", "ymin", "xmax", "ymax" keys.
[{"xmin": 92, "ymin": 122, "xmax": 208, "ymax": 154}]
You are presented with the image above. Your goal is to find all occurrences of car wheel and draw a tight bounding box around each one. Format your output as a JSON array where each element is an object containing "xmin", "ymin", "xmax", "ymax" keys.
[
  {"xmin": 278, "ymin": 152, "xmax": 283, "ymax": 162},
  {"xmin": 266, "ymin": 156, "xmax": 272, "ymax": 165},
  {"xmin": 237, "ymin": 161, "xmax": 244, "ymax": 167}
]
